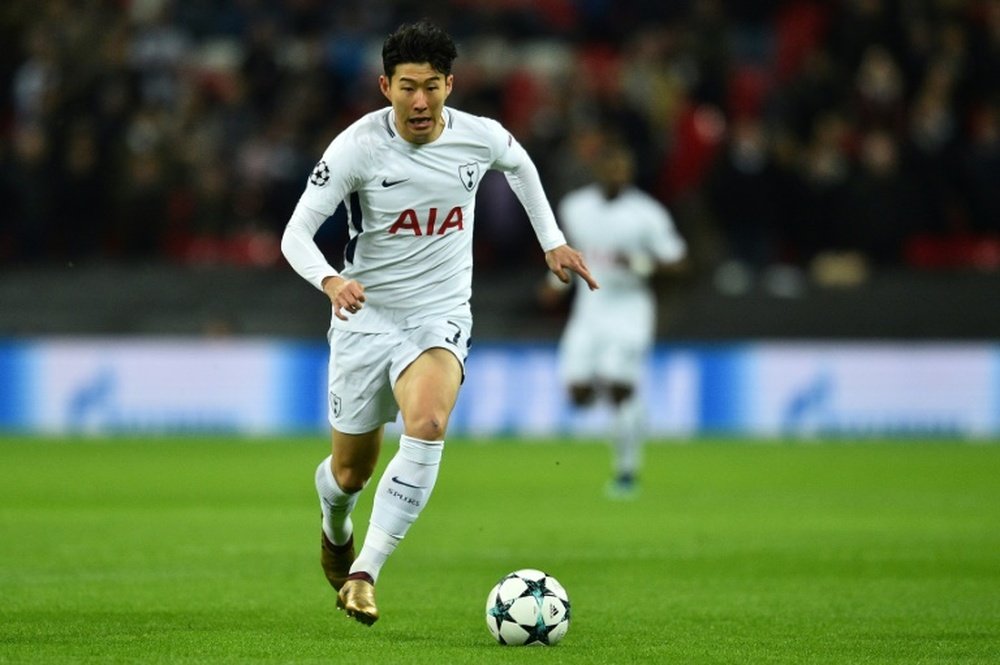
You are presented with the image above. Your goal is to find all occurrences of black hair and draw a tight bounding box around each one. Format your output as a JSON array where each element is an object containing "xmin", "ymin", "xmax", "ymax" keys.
[{"xmin": 382, "ymin": 20, "xmax": 458, "ymax": 79}]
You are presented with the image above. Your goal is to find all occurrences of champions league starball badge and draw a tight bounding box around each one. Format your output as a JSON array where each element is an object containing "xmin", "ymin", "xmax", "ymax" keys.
[{"xmin": 310, "ymin": 160, "xmax": 331, "ymax": 187}]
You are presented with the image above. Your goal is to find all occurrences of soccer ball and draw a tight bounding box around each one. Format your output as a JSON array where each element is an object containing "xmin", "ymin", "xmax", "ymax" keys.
[{"xmin": 484, "ymin": 568, "xmax": 571, "ymax": 646}]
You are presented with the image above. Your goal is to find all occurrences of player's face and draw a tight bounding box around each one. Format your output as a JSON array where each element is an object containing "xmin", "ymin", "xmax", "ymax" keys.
[
  {"xmin": 597, "ymin": 150, "xmax": 634, "ymax": 190},
  {"xmin": 380, "ymin": 63, "xmax": 453, "ymax": 144}
]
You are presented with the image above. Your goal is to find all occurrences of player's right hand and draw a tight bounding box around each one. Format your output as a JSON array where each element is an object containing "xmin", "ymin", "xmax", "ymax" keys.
[
  {"xmin": 323, "ymin": 275, "xmax": 366, "ymax": 320},
  {"xmin": 545, "ymin": 244, "xmax": 600, "ymax": 291}
]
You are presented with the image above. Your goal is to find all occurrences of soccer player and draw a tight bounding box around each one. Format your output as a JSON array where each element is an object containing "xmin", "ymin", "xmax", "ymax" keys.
[
  {"xmin": 542, "ymin": 139, "xmax": 687, "ymax": 499},
  {"xmin": 280, "ymin": 21, "xmax": 598, "ymax": 626}
]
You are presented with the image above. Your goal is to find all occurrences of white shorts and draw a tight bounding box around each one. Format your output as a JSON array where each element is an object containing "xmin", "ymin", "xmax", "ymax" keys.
[
  {"xmin": 558, "ymin": 317, "xmax": 650, "ymax": 387},
  {"xmin": 327, "ymin": 314, "xmax": 472, "ymax": 434}
]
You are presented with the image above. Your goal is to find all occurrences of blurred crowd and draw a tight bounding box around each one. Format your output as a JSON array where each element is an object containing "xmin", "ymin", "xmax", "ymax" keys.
[{"xmin": 1, "ymin": 0, "xmax": 997, "ymax": 292}]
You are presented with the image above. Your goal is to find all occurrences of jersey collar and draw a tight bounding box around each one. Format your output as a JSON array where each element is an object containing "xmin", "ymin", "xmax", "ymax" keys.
[{"xmin": 385, "ymin": 108, "xmax": 454, "ymax": 142}]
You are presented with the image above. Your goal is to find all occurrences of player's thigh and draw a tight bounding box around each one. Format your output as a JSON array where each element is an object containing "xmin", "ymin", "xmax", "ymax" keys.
[
  {"xmin": 393, "ymin": 347, "xmax": 463, "ymax": 437},
  {"xmin": 327, "ymin": 328, "xmax": 399, "ymax": 434},
  {"xmin": 598, "ymin": 337, "xmax": 648, "ymax": 387},
  {"xmin": 558, "ymin": 321, "xmax": 600, "ymax": 385},
  {"xmin": 388, "ymin": 315, "xmax": 470, "ymax": 436}
]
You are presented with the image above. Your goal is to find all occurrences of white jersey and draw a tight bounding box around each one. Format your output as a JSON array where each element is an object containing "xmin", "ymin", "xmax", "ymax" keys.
[
  {"xmin": 282, "ymin": 106, "xmax": 566, "ymax": 332},
  {"xmin": 558, "ymin": 184, "xmax": 686, "ymax": 345}
]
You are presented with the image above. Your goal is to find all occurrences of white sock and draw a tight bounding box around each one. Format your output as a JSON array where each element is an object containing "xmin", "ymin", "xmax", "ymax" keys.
[
  {"xmin": 612, "ymin": 396, "xmax": 644, "ymax": 479},
  {"xmin": 350, "ymin": 435, "xmax": 443, "ymax": 583},
  {"xmin": 315, "ymin": 456, "xmax": 361, "ymax": 546}
]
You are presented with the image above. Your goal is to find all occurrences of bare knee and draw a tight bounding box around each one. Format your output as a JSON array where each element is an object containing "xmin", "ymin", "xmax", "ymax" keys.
[
  {"xmin": 332, "ymin": 465, "xmax": 368, "ymax": 494},
  {"xmin": 403, "ymin": 410, "xmax": 449, "ymax": 441}
]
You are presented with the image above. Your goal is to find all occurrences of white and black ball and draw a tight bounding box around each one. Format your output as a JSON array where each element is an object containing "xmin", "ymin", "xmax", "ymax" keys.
[{"xmin": 485, "ymin": 568, "xmax": 571, "ymax": 646}]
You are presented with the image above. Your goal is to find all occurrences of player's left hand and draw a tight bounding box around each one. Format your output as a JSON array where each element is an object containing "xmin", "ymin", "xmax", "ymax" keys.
[{"xmin": 545, "ymin": 244, "xmax": 599, "ymax": 291}]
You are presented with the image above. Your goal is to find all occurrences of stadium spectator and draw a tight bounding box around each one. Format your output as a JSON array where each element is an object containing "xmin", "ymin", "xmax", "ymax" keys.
[
  {"xmin": 3, "ymin": 121, "xmax": 56, "ymax": 260},
  {"xmin": 904, "ymin": 62, "xmax": 965, "ymax": 235},
  {"xmin": 704, "ymin": 116, "xmax": 784, "ymax": 277},
  {"xmin": 840, "ymin": 129, "xmax": 919, "ymax": 266},
  {"xmin": 53, "ymin": 120, "xmax": 106, "ymax": 260},
  {"xmin": 792, "ymin": 111, "xmax": 855, "ymax": 269},
  {"xmin": 852, "ymin": 44, "xmax": 907, "ymax": 133},
  {"xmin": 962, "ymin": 104, "xmax": 1000, "ymax": 235}
]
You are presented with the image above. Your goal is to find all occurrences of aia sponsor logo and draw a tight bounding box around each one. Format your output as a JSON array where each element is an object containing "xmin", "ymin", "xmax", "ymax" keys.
[{"xmin": 388, "ymin": 207, "xmax": 464, "ymax": 236}]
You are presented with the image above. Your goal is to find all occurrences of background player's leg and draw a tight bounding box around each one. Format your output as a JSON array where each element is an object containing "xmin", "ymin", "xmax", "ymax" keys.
[
  {"xmin": 609, "ymin": 383, "xmax": 643, "ymax": 497},
  {"xmin": 350, "ymin": 348, "xmax": 462, "ymax": 583}
]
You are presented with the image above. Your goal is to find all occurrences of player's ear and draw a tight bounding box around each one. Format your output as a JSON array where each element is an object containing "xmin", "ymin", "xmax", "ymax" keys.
[
  {"xmin": 445, "ymin": 74, "xmax": 454, "ymax": 97},
  {"xmin": 379, "ymin": 75, "xmax": 391, "ymax": 100}
]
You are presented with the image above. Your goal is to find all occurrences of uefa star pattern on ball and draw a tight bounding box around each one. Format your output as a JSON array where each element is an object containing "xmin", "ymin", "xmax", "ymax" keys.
[{"xmin": 485, "ymin": 569, "xmax": 570, "ymax": 646}]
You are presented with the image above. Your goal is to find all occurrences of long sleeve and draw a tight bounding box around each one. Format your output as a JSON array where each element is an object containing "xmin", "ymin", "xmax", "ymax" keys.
[
  {"xmin": 490, "ymin": 126, "xmax": 566, "ymax": 252},
  {"xmin": 280, "ymin": 200, "xmax": 338, "ymax": 291}
]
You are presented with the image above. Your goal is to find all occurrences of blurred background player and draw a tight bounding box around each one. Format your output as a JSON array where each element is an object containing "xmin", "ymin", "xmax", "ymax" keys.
[
  {"xmin": 542, "ymin": 138, "xmax": 687, "ymax": 499},
  {"xmin": 281, "ymin": 21, "xmax": 597, "ymax": 625}
]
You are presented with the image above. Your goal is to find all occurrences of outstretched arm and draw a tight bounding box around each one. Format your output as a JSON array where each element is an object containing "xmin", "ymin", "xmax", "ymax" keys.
[{"xmin": 497, "ymin": 135, "xmax": 599, "ymax": 291}]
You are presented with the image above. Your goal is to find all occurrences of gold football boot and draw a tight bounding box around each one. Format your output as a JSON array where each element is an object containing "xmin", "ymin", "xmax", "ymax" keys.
[
  {"xmin": 320, "ymin": 533, "xmax": 355, "ymax": 591},
  {"xmin": 337, "ymin": 575, "xmax": 379, "ymax": 625}
]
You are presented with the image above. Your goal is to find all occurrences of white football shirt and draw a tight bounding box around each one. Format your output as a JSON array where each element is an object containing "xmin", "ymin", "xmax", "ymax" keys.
[
  {"xmin": 282, "ymin": 107, "xmax": 566, "ymax": 332},
  {"xmin": 558, "ymin": 184, "xmax": 686, "ymax": 344}
]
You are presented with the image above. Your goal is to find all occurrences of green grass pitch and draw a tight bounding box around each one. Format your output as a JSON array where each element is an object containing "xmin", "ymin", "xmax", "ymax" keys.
[{"xmin": 1, "ymin": 435, "xmax": 999, "ymax": 664}]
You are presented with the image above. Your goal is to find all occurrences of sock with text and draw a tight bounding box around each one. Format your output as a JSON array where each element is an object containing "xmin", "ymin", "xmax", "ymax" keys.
[{"xmin": 350, "ymin": 435, "xmax": 443, "ymax": 583}]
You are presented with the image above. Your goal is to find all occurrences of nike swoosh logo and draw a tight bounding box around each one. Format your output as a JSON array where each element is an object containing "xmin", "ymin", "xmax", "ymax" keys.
[
  {"xmin": 391, "ymin": 475, "xmax": 426, "ymax": 489},
  {"xmin": 381, "ymin": 178, "xmax": 409, "ymax": 187}
]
